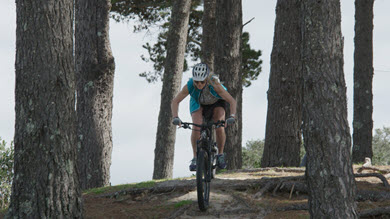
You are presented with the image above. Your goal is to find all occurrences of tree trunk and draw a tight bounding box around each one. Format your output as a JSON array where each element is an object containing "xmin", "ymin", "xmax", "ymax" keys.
[
  {"xmin": 75, "ymin": 0, "xmax": 116, "ymax": 190},
  {"xmin": 261, "ymin": 0, "xmax": 302, "ymax": 168},
  {"xmin": 215, "ymin": 0, "xmax": 243, "ymax": 170},
  {"xmin": 202, "ymin": 0, "xmax": 216, "ymax": 72},
  {"xmin": 153, "ymin": 0, "xmax": 192, "ymax": 179},
  {"xmin": 352, "ymin": 0, "xmax": 374, "ymax": 163},
  {"xmin": 301, "ymin": 0, "xmax": 358, "ymax": 218},
  {"xmin": 7, "ymin": 0, "xmax": 82, "ymax": 217}
]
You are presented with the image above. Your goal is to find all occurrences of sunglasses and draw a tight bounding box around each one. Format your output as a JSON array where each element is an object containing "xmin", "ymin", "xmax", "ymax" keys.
[{"xmin": 194, "ymin": 80, "xmax": 206, "ymax": 85}]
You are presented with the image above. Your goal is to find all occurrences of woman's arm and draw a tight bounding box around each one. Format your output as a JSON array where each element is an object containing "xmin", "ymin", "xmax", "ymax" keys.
[{"xmin": 171, "ymin": 84, "xmax": 189, "ymax": 118}]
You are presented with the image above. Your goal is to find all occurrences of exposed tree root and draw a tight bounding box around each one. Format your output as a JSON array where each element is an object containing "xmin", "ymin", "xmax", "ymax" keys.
[
  {"xmin": 225, "ymin": 167, "xmax": 305, "ymax": 174},
  {"xmin": 356, "ymin": 190, "xmax": 390, "ymax": 202},
  {"xmin": 167, "ymin": 203, "xmax": 193, "ymax": 219},
  {"xmin": 254, "ymin": 181, "xmax": 273, "ymax": 199},
  {"xmin": 102, "ymin": 183, "xmax": 195, "ymax": 199},
  {"xmin": 230, "ymin": 192, "xmax": 253, "ymax": 209},
  {"xmin": 101, "ymin": 171, "xmax": 390, "ymax": 205},
  {"xmin": 357, "ymin": 166, "xmax": 390, "ymax": 174},
  {"xmin": 355, "ymin": 173, "xmax": 390, "ymax": 188},
  {"xmin": 359, "ymin": 206, "xmax": 390, "ymax": 218},
  {"xmin": 276, "ymin": 203, "xmax": 308, "ymax": 211}
]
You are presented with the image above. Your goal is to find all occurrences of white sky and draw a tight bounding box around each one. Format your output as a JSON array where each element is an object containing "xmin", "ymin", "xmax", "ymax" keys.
[{"xmin": 1, "ymin": 1, "xmax": 389, "ymax": 185}]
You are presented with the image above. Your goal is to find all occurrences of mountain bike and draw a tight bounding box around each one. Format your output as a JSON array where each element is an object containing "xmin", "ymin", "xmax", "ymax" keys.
[{"xmin": 181, "ymin": 120, "xmax": 225, "ymax": 211}]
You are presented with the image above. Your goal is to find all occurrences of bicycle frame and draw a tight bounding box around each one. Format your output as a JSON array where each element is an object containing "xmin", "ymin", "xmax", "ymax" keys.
[
  {"xmin": 197, "ymin": 123, "xmax": 218, "ymax": 182},
  {"xmin": 181, "ymin": 120, "xmax": 224, "ymax": 179}
]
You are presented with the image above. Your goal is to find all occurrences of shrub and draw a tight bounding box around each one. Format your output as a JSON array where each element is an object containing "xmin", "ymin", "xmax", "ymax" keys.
[
  {"xmin": 241, "ymin": 127, "xmax": 390, "ymax": 167},
  {"xmin": 0, "ymin": 138, "xmax": 14, "ymax": 210},
  {"xmin": 372, "ymin": 127, "xmax": 390, "ymax": 165},
  {"xmin": 242, "ymin": 139, "xmax": 264, "ymax": 168},
  {"xmin": 242, "ymin": 139, "xmax": 307, "ymax": 168}
]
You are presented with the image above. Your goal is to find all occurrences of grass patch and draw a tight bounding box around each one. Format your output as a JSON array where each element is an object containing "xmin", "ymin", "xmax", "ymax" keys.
[
  {"xmin": 84, "ymin": 180, "xmax": 157, "ymax": 195},
  {"xmin": 83, "ymin": 175, "xmax": 196, "ymax": 195},
  {"xmin": 296, "ymin": 214, "xmax": 310, "ymax": 219},
  {"xmin": 217, "ymin": 169, "xmax": 228, "ymax": 174},
  {"xmin": 174, "ymin": 176, "xmax": 195, "ymax": 180},
  {"xmin": 174, "ymin": 200, "xmax": 193, "ymax": 208},
  {"xmin": 0, "ymin": 207, "xmax": 8, "ymax": 215}
]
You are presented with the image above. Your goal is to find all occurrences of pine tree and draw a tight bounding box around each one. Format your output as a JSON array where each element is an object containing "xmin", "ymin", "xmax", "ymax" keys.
[
  {"xmin": 352, "ymin": 0, "xmax": 374, "ymax": 163},
  {"xmin": 153, "ymin": 0, "xmax": 192, "ymax": 179},
  {"xmin": 201, "ymin": 0, "xmax": 216, "ymax": 71},
  {"xmin": 75, "ymin": 0, "xmax": 116, "ymax": 190},
  {"xmin": 301, "ymin": 0, "xmax": 358, "ymax": 217},
  {"xmin": 215, "ymin": 0, "xmax": 243, "ymax": 169},
  {"xmin": 262, "ymin": 0, "xmax": 303, "ymax": 168},
  {"xmin": 8, "ymin": 0, "xmax": 82, "ymax": 217}
]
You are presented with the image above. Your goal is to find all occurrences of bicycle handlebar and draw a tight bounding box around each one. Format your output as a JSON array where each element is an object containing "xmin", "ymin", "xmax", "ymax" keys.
[{"xmin": 180, "ymin": 120, "xmax": 225, "ymax": 130}]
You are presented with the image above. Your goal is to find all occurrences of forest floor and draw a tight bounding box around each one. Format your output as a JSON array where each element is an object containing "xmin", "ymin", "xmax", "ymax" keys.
[
  {"xmin": 1, "ymin": 165, "xmax": 390, "ymax": 218},
  {"xmin": 83, "ymin": 165, "xmax": 390, "ymax": 219}
]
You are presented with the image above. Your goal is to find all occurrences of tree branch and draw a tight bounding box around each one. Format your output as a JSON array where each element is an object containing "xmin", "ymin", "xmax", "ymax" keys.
[
  {"xmin": 187, "ymin": 38, "xmax": 202, "ymax": 47},
  {"xmin": 243, "ymin": 17, "xmax": 255, "ymax": 28}
]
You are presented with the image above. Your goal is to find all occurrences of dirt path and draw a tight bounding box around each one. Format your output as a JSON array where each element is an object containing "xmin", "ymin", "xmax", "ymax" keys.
[
  {"xmin": 84, "ymin": 169, "xmax": 309, "ymax": 219},
  {"xmin": 2, "ymin": 166, "xmax": 389, "ymax": 218},
  {"xmin": 84, "ymin": 181, "xmax": 304, "ymax": 218},
  {"xmin": 83, "ymin": 167, "xmax": 390, "ymax": 218}
]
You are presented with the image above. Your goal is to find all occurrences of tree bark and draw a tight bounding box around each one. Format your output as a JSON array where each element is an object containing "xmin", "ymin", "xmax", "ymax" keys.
[
  {"xmin": 8, "ymin": 0, "xmax": 82, "ymax": 217},
  {"xmin": 215, "ymin": 0, "xmax": 243, "ymax": 170},
  {"xmin": 202, "ymin": 0, "xmax": 216, "ymax": 72},
  {"xmin": 75, "ymin": 0, "xmax": 116, "ymax": 190},
  {"xmin": 261, "ymin": 0, "xmax": 303, "ymax": 168},
  {"xmin": 301, "ymin": 0, "xmax": 358, "ymax": 218},
  {"xmin": 352, "ymin": 0, "xmax": 374, "ymax": 163},
  {"xmin": 153, "ymin": 0, "xmax": 192, "ymax": 179}
]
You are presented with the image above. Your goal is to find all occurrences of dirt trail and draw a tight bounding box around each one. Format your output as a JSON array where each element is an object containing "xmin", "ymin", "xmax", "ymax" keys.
[
  {"xmin": 84, "ymin": 169, "xmax": 310, "ymax": 219},
  {"xmin": 83, "ymin": 166, "xmax": 390, "ymax": 219},
  {"xmin": 2, "ymin": 166, "xmax": 389, "ymax": 219}
]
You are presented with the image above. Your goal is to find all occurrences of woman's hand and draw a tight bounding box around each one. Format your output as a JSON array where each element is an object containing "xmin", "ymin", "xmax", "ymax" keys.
[
  {"xmin": 226, "ymin": 115, "xmax": 235, "ymax": 125},
  {"xmin": 172, "ymin": 117, "xmax": 182, "ymax": 126}
]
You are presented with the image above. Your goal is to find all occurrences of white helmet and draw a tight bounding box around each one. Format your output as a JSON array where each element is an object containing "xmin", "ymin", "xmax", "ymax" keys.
[{"xmin": 192, "ymin": 63, "xmax": 209, "ymax": 81}]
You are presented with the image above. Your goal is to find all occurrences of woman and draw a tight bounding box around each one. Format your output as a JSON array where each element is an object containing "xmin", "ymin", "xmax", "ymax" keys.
[{"xmin": 171, "ymin": 63, "xmax": 237, "ymax": 171}]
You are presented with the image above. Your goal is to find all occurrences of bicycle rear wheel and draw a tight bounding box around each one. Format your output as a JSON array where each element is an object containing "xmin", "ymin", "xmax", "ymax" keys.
[{"xmin": 196, "ymin": 148, "xmax": 210, "ymax": 211}]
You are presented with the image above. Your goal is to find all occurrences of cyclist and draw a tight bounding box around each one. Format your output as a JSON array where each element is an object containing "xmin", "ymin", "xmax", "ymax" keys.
[{"xmin": 171, "ymin": 63, "xmax": 237, "ymax": 171}]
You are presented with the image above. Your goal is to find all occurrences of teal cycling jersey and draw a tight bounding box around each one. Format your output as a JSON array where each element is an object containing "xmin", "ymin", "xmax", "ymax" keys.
[{"xmin": 187, "ymin": 77, "xmax": 227, "ymax": 114}]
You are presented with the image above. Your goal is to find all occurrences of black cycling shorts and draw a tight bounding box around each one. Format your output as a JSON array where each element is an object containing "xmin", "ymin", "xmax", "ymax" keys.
[{"xmin": 201, "ymin": 99, "xmax": 228, "ymax": 122}]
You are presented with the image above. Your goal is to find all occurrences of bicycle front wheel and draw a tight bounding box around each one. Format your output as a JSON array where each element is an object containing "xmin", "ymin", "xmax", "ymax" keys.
[{"xmin": 196, "ymin": 148, "xmax": 210, "ymax": 211}]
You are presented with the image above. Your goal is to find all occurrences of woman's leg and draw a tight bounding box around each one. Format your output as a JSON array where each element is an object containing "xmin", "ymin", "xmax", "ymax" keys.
[
  {"xmin": 191, "ymin": 108, "xmax": 203, "ymax": 157},
  {"xmin": 212, "ymin": 107, "xmax": 226, "ymax": 154}
]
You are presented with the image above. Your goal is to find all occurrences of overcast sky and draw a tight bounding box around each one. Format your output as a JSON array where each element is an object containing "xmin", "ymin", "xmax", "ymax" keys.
[{"xmin": 1, "ymin": 1, "xmax": 389, "ymax": 185}]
